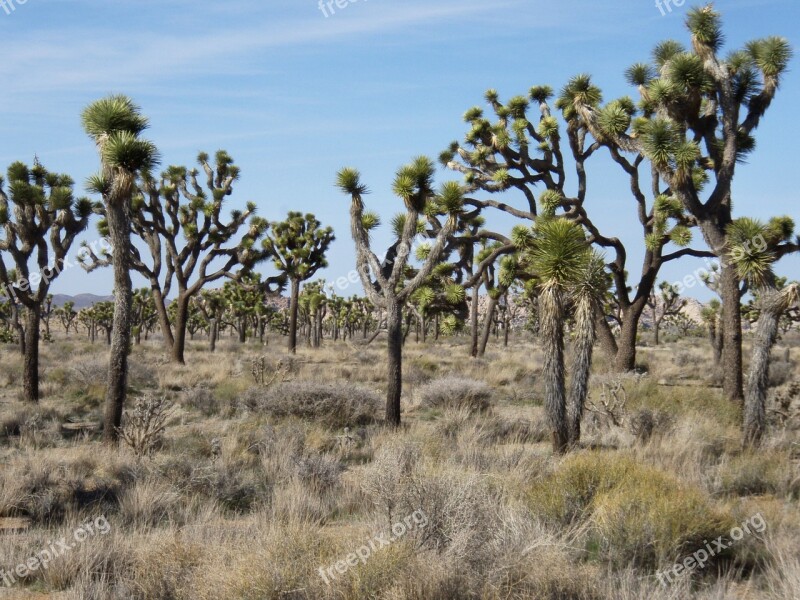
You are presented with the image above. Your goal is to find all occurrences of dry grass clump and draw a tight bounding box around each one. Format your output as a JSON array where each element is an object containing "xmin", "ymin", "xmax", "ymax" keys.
[
  {"xmin": 240, "ymin": 381, "xmax": 382, "ymax": 428},
  {"xmin": 416, "ymin": 376, "xmax": 493, "ymax": 413},
  {"xmin": 714, "ymin": 451, "xmax": 800, "ymax": 499}
]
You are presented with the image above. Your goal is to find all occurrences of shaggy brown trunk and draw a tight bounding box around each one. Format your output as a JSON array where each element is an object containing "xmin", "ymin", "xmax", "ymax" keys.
[
  {"xmin": 541, "ymin": 286, "xmax": 568, "ymax": 454},
  {"xmin": 152, "ymin": 287, "xmax": 174, "ymax": 351},
  {"xmin": 288, "ymin": 278, "xmax": 300, "ymax": 354},
  {"xmin": 708, "ymin": 319, "xmax": 722, "ymax": 365},
  {"xmin": 567, "ymin": 296, "xmax": 596, "ymax": 447},
  {"xmin": 477, "ymin": 295, "xmax": 499, "ymax": 357},
  {"xmin": 720, "ymin": 262, "xmax": 744, "ymax": 402},
  {"xmin": 104, "ymin": 199, "xmax": 134, "ymax": 445},
  {"xmin": 171, "ymin": 295, "xmax": 190, "ymax": 364},
  {"xmin": 22, "ymin": 305, "xmax": 40, "ymax": 403},
  {"xmin": 209, "ymin": 318, "xmax": 218, "ymax": 352},
  {"xmin": 613, "ymin": 301, "xmax": 646, "ymax": 372},
  {"xmin": 742, "ymin": 287, "xmax": 781, "ymax": 448},
  {"xmin": 386, "ymin": 300, "xmax": 403, "ymax": 427},
  {"xmin": 12, "ymin": 303, "xmax": 25, "ymax": 356},
  {"xmin": 595, "ymin": 308, "xmax": 618, "ymax": 360}
]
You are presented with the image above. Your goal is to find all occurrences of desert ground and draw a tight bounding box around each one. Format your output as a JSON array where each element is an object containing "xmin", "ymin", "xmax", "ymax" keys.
[{"xmin": 1, "ymin": 329, "xmax": 798, "ymax": 600}]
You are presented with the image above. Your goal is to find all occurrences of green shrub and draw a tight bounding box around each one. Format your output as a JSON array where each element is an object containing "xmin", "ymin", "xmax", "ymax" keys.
[{"xmin": 528, "ymin": 452, "xmax": 736, "ymax": 570}]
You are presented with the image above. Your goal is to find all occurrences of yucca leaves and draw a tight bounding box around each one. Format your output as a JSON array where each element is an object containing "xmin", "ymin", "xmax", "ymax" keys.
[
  {"xmin": 81, "ymin": 95, "xmax": 149, "ymax": 139},
  {"xmin": 686, "ymin": 5, "xmax": 724, "ymax": 52},
  {"xmin": 529, "ymin": 85, "xmax": 554, "ymax": 103},
  {"xmin": 727, "ymin": 218, "xmax": 775, "ymax": 288},
  {"xmin": 653, "ymin": 40, "xmax": 686, "ymax": 68},
  {"xmin": 528, "ymin": 218, "xmax": 590, "ymax": 286},
  {"xmin": 746, "ymin": 36, "xmax": 792, "ymax": 78},
  {"xmin": 625, "ymin": 63, "xmax": 655, "ymax": 87},
  {"xmin": 336, "ymin": 167, "xmax": 368, "ymax": 197}
]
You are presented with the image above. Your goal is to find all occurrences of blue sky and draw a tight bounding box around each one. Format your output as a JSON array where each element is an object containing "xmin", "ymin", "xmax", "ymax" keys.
[{"xmin": 0, "ymin": 0, "xmax": 797, "ymax": 300}]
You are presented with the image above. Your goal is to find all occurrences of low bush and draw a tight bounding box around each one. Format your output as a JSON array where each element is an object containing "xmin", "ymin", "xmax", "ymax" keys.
[
  {"xmin": 528, "ymin": 452, "xmax": 736, "ymax": 571},
  {"xmin": 417, "ymin": 376, "xmax": 492, "ymax": 413},
  {"xmin": 240, "ymin": 381, "xmax": 381, "ymax": 428}
]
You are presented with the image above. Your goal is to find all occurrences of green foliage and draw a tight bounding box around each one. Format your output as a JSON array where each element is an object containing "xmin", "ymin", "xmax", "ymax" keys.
[{"xmin": 263, "ymin": 212, "xmax": 335, "ymax": 283}]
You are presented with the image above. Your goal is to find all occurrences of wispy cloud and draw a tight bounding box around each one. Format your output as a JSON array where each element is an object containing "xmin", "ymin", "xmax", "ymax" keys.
[{"xmin": 0, "ymin": 0, "xmax": 516, "ymax": 101}]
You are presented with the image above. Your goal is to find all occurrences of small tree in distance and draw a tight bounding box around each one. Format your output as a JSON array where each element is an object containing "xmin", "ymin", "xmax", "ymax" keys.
[
  {"xmin": 647, "ymin": 281, "xmax": 687, "ymax": 345},
  {"xmin": 262, "ymin": 211, "xmax": 334, "ymax": 354}
]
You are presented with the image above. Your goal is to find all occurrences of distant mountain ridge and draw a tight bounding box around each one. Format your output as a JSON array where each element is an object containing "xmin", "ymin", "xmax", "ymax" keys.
[{"xmin": 51, "ymin": 294, "xmax": 114, "ymax": 309}]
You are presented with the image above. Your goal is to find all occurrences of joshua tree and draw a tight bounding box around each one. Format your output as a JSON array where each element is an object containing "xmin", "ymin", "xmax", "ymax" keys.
[
  {"xmin": 518, "ymin": 217, "xmax": 592, "ymax": 453},
  {"xmin": 476, "ymin": 250, "xmax": 520, "ymax": 357},
  {"xmin": 0, "ymin": 160, "xmax": 91, "ymax": 401},
  {"xmin": 572, "ymin": 7, "xmax": 796, "ymax": 400},
  {"xmin": 701, "ymin": 298, "xmax": 723, "ymax": 364},
  {"xmin": 262, "ymin": 212, "xmax": 334, "ymax": 354},
  {"xmin": 646, "ymin": 281, "xmax": 687, "ymax": 345},
  {"xmin": 443, "ymin": 81, "xmax": 708, "ymax": 375},
  {"xmin": 337, "ymin": 158, "xmax": 464, "ymax": 426},
  {"xmin": 726, "ymin": 217, "xmax": 799, "ymax": 447},
  {"xmin": 567, "ymin": 250, "xmax": 609, "ymax": 447},
  {"xmin": 81, "ymin": 150, "xmax": 272, "ymax": 364},
  {"xmin": 55, "ymin": 300, "xmax": 78, "ymax": 335},
  {"xmin": 197, "ymin": 288, "xmax": 225, "ymax": 352},
  {"xmin": 82, "ymin": 95, "xmax": 159, "ymax": 443}
]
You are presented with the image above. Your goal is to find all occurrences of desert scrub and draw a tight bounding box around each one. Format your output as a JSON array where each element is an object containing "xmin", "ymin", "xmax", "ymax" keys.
[
  {"xmin": 715, "ymin": 451, "xmax": 800, "ymax": 499},
  {"xmin": 240, "ymin": 381, "xmax": 381, "ymax": 428},
  {"xmin": 416, "ymin": 376, "xmax": 493, "ymax": 413},
  {"xmin": 528, "ymin": 452, "xmax": 736, "ymax": 571}
]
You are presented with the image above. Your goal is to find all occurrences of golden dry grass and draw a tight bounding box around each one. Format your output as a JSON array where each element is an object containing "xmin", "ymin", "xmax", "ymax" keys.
[{"xmin": 0, "ymin": 329, "xmax": 798, "ymax": 599}]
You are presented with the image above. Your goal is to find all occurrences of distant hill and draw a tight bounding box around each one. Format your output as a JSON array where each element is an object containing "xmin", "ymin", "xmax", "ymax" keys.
[{"xmin": 51, "ymin": 293, "xmax": 114, "ymax": 309}]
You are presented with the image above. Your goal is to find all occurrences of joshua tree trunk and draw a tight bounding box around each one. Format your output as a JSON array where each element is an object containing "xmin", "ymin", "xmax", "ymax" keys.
[
  {"xmin": 743, "ymin": 287, "xmax": 787, "ymax": 448},
  {"xmin": 104, "ymin": 200, "xmax": 134, "ymax": 445},
  {"xmin": 288, "ymin": 278, "xmax": 300, "ymax": 353},
  {"xmin": 172, "ymin": 295, "xmax": 190, "ymax": 364},
  {"xmin": 613, "ymin": 301, "xmax": 646, "ymax": 372},
  {"xmin": 541, "ymin": 286, "xmax": 568, "ymax": 454},
  {"xmin": 11, "ymin": 303, "xmax": 25, "ymax": 356},
  {"xmin": 477, "ymin": 295, "xmax": 499, "ymax": 357},
  {"xmin": 707, "ymin": 320, "xmax": 722, "ymax": 365},
  {"xmin": 567, "ymin": 296, "xmax": 596, "ymax": 446},
  {"xmin": 470, "ymin": 284, "xmax": 479, "ymax": 358},
  {"xmin": 209, "ymin": 318, "xmax": 218, "ymax": 352},
  {"xmin": 386, "ymin": 300, "xmax": 403, "ymax": 427},
  {"xmin": 151, "ymin": 287, "xmax": 175, "ymax": 352},
  {"xmin": 22, "ymin": 305, "xmax": 41, "ymax": 403},
  {"xmin": 720, "ymin": 263, "xmax": 744, "ymax": 402}
]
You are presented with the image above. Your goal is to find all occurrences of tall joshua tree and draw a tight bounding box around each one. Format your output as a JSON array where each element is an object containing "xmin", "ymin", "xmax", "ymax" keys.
[
  {"xmin": 262, "ymin": 212, "xmax": 334, "ymax": 354},
  {"xmin": 337, "ymin": 158, "xmax": 463, "ymax": 426},
  {"xmin": 518, "ymin": 217, "xmax": 591, "ymax": 453},
  {"xmin": 568, "ymin": 6, "xmax": 794, "ymax": 400},
  {"xmin": 0, "ymin": 161, "xmax": 91, "ymax": 401},
  {"xmin": 726, "ymin": 217, "xmax": 799, "ymax": 447},
  {"xmin": 82, "ymin": 95, "xmax": 159, "ymax": 444}
]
